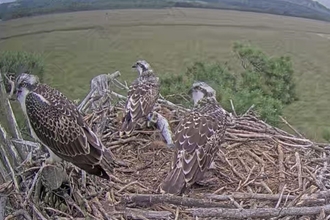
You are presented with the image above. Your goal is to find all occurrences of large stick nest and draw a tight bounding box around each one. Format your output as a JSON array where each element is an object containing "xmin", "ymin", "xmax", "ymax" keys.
[{"xmin": 2, "ymin": 72, "xmax": 330, "ymax": 220}]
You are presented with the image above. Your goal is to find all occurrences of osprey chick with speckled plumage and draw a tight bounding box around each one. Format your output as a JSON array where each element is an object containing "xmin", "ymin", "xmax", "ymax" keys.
[
  {"xmin": 15, "ymin": 73, "xmax": 116, "ymax": 180},
  {"xmin": 120, "ymin": 60, "xmax": 160, "ymax": 136},
  {"xmin": 160, "ymin": 82, "xmax": 229, "ymax": 195}
]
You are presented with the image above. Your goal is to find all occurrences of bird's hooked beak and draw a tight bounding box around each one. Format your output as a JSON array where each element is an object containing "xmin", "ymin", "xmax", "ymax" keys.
[
  {"xmin": 188, "ymin": 88, "xmax": 194, "ymax": 96},
  {"xmin": 132, "ymin": 64, "xmax": 137, "ymax": 68}
]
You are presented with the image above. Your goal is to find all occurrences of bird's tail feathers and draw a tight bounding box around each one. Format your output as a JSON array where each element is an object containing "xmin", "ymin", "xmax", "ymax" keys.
[
  {"xmin": 119, "ymin": 113, "xmax": 135, "ymax": 137},
  {"xmin": 160, "ymin": 167, "xmax": 187, "ymax": 195},
  {"xmin": 102, "ymin": 148, "xmax": 128, "ymax": 170}
]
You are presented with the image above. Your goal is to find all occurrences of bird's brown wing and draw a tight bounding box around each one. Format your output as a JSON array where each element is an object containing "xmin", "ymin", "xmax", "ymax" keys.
[
  {"xmin": 26, "ymin": 84, "xmax": 115, "ymax": 179},
  {"xmin": 160, "ymin": 110, "xmax": 223, "ymax": 195},
  {"xmin": 120, "ymin": 78, "xmax": 160, "ymax": 135}
]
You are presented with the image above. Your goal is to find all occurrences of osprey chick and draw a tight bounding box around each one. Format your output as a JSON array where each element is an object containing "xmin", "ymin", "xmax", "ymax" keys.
[
  {"xmin": 15, "ymin": 73, "xmax": 116, "ymax": 180},
  {"xmin": 160, "ymin": 82, "xmax": 228, "ymax": 195},
  {"xmin": 120, "ymin": 60, "xmax": 160, "ymax": 136}
]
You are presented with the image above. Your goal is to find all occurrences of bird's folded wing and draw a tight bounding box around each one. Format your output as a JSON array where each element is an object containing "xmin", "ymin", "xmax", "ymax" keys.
[
  {"xmin": 25, "ymin": 85, "xmax": 103, "ymax": 164},
  {"xmin": 125, "ymin": 80, "xmax": 160, "ymax": 121}
]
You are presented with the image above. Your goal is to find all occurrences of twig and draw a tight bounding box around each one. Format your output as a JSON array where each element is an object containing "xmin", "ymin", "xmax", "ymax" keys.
[
  {"xmin": 316, "ymin": 152, "xmax": 328, "ymax": 190},
  {"xmin": 32, "ymin": 204, "xmax": 48, "ymax": 220},
  {"xmin": 5, "ymin": 209, "xmax": 32, "ymax": 220},
  {"xmin": 295, "ymin": 152, "xmax": 303, "ymax": 190},
  {"xmin": 26, "ymin": 163, "xmax": 49, "ymax": 202},
  {"xmin": 280, "ymin": 116, "xmax": 304, "ymax": 138},
  {"xmin": 78, "ymin": 87, "xmax": 96, "ymax": 112},
  {"xmin": 278, "ymin": 144, "xmax": 285, "ymax": 192},
  {"xmin": 230, "ymin": 99, "xmax": 238, "ymax": 117},
  {"xmin": 118, "ymin": 181, "xmax": 140, "ymax": 193},
  {"xmin": 174, "ymin": 207, "xmax": 180, "ymax": 220},
  {"xmin": 0, "ymin": 193, "xmax": 6, "ymax": 220},
  {"xmin": 242, "ymin": 104, "xmax": 255, "ymax": 116},
  {"xmin": 275, "ymin": 184, "xmax": 286, "ymax": 208}
]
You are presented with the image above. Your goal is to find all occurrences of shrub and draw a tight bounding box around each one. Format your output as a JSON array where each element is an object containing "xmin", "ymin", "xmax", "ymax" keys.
[{"xmin": 160, "ymin": 42, "xmax": 297, "ymax": 126}]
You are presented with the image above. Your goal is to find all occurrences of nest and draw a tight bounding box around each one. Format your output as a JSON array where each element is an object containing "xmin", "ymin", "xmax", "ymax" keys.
[{"xmin": 2, "ymin": 72, "xmax": 330, "ymax": 220}]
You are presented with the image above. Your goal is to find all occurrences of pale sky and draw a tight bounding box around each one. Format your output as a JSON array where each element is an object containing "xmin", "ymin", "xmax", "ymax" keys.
[
  {"xmin": 315, "ymin": 0, "xmax": 330, "ymax": 9},
  {"xmin": 0, "ymin": 0, "xmax": 16, "ymax": 3},
  {"xmin": 0, "ymin": 0, "xmax": 330, "ymax": 9}
]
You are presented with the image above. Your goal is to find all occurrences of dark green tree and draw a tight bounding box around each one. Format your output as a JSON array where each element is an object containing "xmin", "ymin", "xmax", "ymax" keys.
[{"xmin": 160, "ymin": 42, "xmax": 297, "ymax": 126}]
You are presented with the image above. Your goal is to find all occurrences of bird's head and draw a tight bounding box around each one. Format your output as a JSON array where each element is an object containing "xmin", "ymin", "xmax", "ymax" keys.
[
  {"xmin": 132, "ymin": 60, "xmax": 152, "ymax": 76},
  {"xmin": 189, "ymin": 81, "xmax": 216, "ymax": 105},
  {"xmin": 14, "ymin": 73, "xmax": 39, "ymax": 103}
]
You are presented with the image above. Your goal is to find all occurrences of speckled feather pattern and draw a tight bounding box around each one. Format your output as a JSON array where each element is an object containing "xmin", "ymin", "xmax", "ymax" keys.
[
  {"xmin": 161, "ymin": 98, "xmax": 227, "ymax": 195},
  {"xmin": 120, "ymin": 71, "xmax": 160, "ymax": 135},
  {"xmin": 25, "ymin": 84, "xmax": 115, "ymax": 179}
]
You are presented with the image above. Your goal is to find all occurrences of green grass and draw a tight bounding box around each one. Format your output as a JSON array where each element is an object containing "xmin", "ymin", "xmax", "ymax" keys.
[{"xmin": 0, "ymin": 8, "xmax": 330, "ymax": 141}]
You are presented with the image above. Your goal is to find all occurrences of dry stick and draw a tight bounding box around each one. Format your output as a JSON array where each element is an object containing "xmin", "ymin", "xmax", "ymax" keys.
[
  {"xmin": 0, "ymin": 74, "xmax": 24, "ymax": 152},
  {"xmin": 5, "ymin": 209, "xmax": 32, "ymax": 220},
  {"xmin": 174, "ymin": 207, "xmax": 180, "ymax": 220},
  {"xmin": 207, "ymin": 192, "xmax": 299, "ymax": 202},
  {"xmin": 26, "ymin": 164, "xmax": 49, "ymax": 202},
  {"xmin": 123, "ymin": 194, "xmax": 233, "ymax": 208},
  {"xmin": 280, "ymin": 116, "xmax": 304, "ymax": 139},
  {"xmin": 317, "ymin": 152, "xmax": 328, "ymax": 190},
  {"xmin": 221, "ymin": 153, "xmax": 245, "ymax": 180},
  {"xmin": 92, "ymin": 197, "xmax": 111, "ymax": 220},
  {"xmin": 278, "ymin": 144, "xmax": 286, "ymax": 192},
  {"xmin": 0, "ymin": 193, "xmax": 6, "ymax": 220},
  {"xmin": 32, "ymin": 204, "xmax": 48, "ymax": 220},
  {"xmin": 229, "ymin": 99, "xmax": 238, "ymax": 117},
  {"xmin": 108, "ymin": 137, "xmax": 149, "ymax": 146},
  {"xmin": 0, "ymin": 144, "xmax": 19, "ymax": 190},
  {"xmin": 124, "ymin": 208, "xmax": 173, "ymax": 220},
  {"xmin": 118, "ymin": 181, "xmax": 140, "ymax": 193},
  {"xmin": 77, "ymin": 87, "xmax": 96, "ymax": 112},
  {"xmin": 188, "ymin": 204, "xmax": 330, "ymax": 218},
  {"xmin": 242, "ymin": 104, "xmax": 255, "ymax": 116},
  {"xmin": 295, "ymin": 152, "xmax": 303, "ymax": 190},
  {"xmin": 44, "ymin": 207, "xmax": 74, "ymax": 218},
  {"xmin": 275, "ymin": 184, "xmax": 287, "ymax": 209}
]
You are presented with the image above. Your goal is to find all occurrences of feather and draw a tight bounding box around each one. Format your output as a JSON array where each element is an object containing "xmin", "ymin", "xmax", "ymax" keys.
[
  {"xmin": 120, "ymin": 70, "xmax": 160, "ymax": 136},
  {"xmin": 160, "ymin": 97, "xmax": 227, "ymax": 195},
  {"xmin": 25, "ymin": 84, "xmax": 116, "ymax": 179}
]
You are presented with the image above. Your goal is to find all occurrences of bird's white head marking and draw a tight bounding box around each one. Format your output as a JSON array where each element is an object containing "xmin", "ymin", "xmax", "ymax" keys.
[
  {"xmin": 132, "ymin": 60, "xmax": 152, "ymax": 76},
  {"xmin": 190, "ymin": 81, "xmax": 216, "ymax": 105},
  {"xmin": 15, "ymin": 73, "xmax": 40, "ymax": 104}
]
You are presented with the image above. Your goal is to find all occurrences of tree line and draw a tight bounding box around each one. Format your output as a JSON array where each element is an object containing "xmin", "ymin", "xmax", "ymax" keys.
[{"xmin": 1, "ymin": 0, "xmax": 330, "ymax": 22}]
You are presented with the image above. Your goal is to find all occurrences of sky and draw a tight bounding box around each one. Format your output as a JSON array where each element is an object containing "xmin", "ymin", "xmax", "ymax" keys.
[
  {"xmin": 0, "ymin": 0, "xmax": 15, "ymax": 3},
  {"xmin": 0, "ymin": 0, "xmax": 330, "ymax": 9},
  {"xmin": 314, "ymin": 0, "xmax": 330, "ymax": 9}
]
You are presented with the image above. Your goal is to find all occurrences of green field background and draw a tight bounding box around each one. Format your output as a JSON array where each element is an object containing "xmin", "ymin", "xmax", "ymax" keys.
[{"xmin": 1, "ymin": 8, "xmax": 330, "ymax": 141}]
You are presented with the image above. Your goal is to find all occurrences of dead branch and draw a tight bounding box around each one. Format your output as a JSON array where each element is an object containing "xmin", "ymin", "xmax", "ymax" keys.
[
  {"xmin": 0, "ymin": 73, "xmax": 26, "ymax": 160},
  {"xmin": 122, "ymin": 194, "xmax": 233, "ymax": 208},
  {"xmin": 109, "ymin": 208, "xmax": 173, "ymax": 219},
  {"xmin": 0, "ymin": 193, "xmax": 7, "ymax": 220},
  {"xmin": 205, "ymin": 192, "xmax": 296, "ymax": 201},
  {"xmin": 188, "ymin": 204, "xmax": 330, "ymax": 218}
]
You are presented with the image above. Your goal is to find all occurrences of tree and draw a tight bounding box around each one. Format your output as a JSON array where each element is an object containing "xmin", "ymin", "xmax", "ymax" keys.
[{"xmin": 160, "ymin": 42, "xmax": 297, "ymax": 126}]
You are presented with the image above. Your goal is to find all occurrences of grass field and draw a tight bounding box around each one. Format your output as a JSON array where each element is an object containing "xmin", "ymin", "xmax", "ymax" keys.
[{"xmin": 0, "ymin": 8, "xmax": 330, "ymax": 141}]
